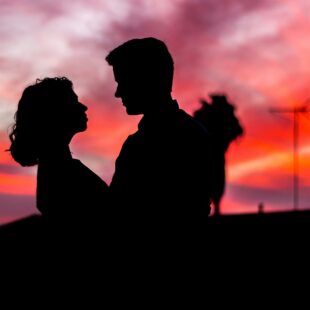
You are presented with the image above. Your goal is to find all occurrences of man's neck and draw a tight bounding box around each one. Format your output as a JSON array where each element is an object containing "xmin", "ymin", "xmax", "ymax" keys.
[{"xmin": 144, "ymin": 94, "xmax": 175, "ymax": 115}]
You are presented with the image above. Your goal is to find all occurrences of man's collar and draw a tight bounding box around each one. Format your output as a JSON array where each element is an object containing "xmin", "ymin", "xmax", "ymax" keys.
[{"xmin": 138, "ymin": 100, "xmax": 179, "ymax": 130}]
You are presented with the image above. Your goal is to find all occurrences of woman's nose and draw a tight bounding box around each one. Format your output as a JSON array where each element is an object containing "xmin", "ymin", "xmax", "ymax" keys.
[{"xmin": 115, "ymin": 85, "xmax": 121, "ymax": 98}]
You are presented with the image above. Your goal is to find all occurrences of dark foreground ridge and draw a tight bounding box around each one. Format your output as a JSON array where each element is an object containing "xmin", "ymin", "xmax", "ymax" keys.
[
  {"xmin": 1, "ymin": 210, "xmax": 309, "ymax": 282},
  {"xmin": 1, "ymin": 210, "xmax": 310, "ymax": 244}
]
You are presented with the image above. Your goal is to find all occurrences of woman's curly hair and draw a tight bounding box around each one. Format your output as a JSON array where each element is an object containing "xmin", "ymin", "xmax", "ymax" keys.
[{"xmin": 8, "ymin": 77, "xmax": 73, "ymax": 166}]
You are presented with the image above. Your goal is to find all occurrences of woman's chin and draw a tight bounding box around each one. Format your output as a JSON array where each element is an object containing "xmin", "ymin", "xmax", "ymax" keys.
[{"xmin": 76, "ymin": 124, "xmax": 87, "ymax": 133}]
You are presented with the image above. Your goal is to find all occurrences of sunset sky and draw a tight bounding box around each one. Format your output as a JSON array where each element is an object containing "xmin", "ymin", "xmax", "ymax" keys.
[{"xmin": 1, "ymin": 0, "xmax": 310, "ymax": 224}]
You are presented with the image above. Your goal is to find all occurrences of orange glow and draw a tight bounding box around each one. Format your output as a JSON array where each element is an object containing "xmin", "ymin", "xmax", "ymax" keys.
[{"xmin": 0, "ymin": 173, "xmax": 36, "ymax": 196}]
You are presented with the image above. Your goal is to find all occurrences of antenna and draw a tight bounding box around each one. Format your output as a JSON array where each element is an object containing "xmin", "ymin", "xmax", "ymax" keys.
[{"xmin": 269, "ymin": 100, "xmax": 309, "ymax": 211}]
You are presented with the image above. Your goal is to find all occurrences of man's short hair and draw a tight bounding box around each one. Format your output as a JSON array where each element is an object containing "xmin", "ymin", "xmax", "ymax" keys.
[{"xmin": 106, "ymin": 37, "xmax": 174, "ymax": 92}]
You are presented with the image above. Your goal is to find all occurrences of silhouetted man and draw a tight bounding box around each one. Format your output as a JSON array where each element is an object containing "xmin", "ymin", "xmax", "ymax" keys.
[{"xmin": 106, "ymin": 38, "xmax": 212, "ymax": 233}]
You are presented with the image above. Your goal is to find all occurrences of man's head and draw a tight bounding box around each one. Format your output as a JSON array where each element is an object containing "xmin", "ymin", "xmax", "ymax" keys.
[{"xmin": 106, "ymin": 37, "xmax": 174, "ymax": 115}]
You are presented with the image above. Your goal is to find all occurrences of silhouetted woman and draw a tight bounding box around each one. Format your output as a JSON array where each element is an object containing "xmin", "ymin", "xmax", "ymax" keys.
[{"xmin": 8, "ymin": 77, "xmax": 109, "ymax": 233}]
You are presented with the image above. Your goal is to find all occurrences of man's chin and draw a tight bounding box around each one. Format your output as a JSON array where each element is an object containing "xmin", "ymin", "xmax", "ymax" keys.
[{"xmin": 125, "ymin": 107, "xmax": 143, "ymax": 115}]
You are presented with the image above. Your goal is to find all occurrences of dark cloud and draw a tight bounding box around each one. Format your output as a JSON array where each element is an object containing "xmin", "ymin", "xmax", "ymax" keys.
[
  {"xmin": 228, "ymin": 182, "xmax": 310, "ymax": 212},
  {"xmin": 0, "ymin": 164, "xmax": 34, "ymax": 176},
  {"xmin": 0, "ymin": 193, "xmax": 36, "ymax": 225}
]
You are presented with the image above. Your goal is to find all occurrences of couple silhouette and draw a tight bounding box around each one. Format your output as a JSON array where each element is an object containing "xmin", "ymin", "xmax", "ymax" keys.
[{"xmin": 8, "ymin": 37, "xmax": 213, "ymax": 243}]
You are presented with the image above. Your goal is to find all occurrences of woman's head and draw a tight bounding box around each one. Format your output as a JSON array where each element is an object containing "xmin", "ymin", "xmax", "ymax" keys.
[{"xmin": 8, "ymin": 77, "xmax": 88, "ymax": 166}]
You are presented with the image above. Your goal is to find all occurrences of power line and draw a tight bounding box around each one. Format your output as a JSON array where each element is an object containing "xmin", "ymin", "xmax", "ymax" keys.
[{"xmin": 269, "ymin": 101, "xmax": 309, "ymax": 211}]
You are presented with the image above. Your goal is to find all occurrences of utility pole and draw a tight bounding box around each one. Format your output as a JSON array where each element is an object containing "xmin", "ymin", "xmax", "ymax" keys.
[{"xmin": 270, "ymin": 101, "xmax": 309, "ymax": 211}]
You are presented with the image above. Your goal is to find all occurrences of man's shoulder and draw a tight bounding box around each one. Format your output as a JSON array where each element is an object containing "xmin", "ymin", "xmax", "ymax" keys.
[
  {"xmin": 119, "ymin": 130, "xmax": 144, "ymax": 152},
  {"xmin": 177, "ymin": 109, "xmax": 210, "ymax": 137}
]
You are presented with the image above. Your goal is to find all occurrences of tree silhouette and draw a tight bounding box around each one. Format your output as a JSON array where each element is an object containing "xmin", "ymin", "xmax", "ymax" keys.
[{"xmin": 193, "ymin": 93, "xmax": 244, "ymax": 216}]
